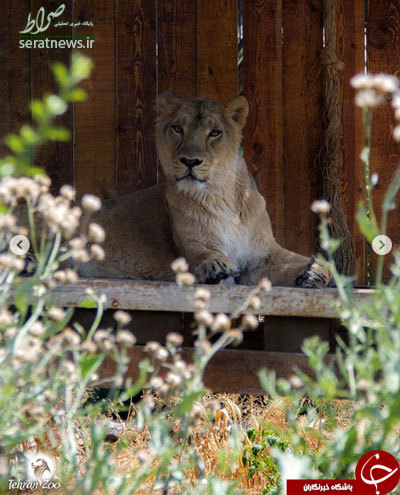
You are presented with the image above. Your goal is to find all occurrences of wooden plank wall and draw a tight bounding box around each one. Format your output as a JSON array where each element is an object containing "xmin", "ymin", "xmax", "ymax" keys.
[
  {"xmin": 368, "ymin": 0, "xmax": 400, "ymax": 282},
  {"xmin": 1, "ymin": 0, "xmax": 400, "ymax": 284}
]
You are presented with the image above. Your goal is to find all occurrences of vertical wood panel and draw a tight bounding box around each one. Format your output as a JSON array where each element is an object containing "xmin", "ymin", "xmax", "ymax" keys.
[
  {"xmin": 197, "ymin": 0, "xmax": 238, "ymax": 101},
  {"xmin": 30, "ymin": 0, "xmax": 74, "ymax": 194},
  {"xmin": 243, "ymin": 0, "xmax": 284, "ymax": 244},
  {"xmin": 368, "ymin": 0, "xmax": 400, "ymax": 282},
  {"xmin": 0, "ymin": 1, "xmax": 31, "ymax": 157},
  {"xmin": 116, "ymin": 0, "xmax": 157, "ymax": 196},
  {"xmin": 157, "ymin": 0, "xmax": 197, "ymax": 98},
  {"xmin": 74, "ymin": 0, "xmax": 116, "ymax": 200},
  {"xmin": 282, "ymin": 0, "xmax": 323, "ymax": 256},
  {"xmin": 157, "ymin": 0, "xmax": 197, "ymax": 183},
  {"xmin": 336, "ymin": 0, "xmax": 366, "ymax": 284}
]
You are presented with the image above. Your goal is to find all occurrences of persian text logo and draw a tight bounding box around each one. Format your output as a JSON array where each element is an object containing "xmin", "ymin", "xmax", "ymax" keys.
[
  {"xmin": 20, "ymin": 4, "xmax": 66, "ymax": 35},
  {"xmin": 8, "ymin": 453, "xmax": 61, "ymax": 491},
  {"xmin": 355, "ymin": 450, "xmax": 400, "ymax": 495},
  {"xmin": 19, "ymin": 4, "xmax": 95, "ymax": 50}
]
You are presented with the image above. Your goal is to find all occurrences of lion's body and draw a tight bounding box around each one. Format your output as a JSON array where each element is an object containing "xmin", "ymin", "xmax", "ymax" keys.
[
  {"xmin": 79, "ymin": 183, "xmax": 178, "ymax": 280},
  {"xmin": 78, "ymin": 93, "xmax": 330, "ymax": 288}
]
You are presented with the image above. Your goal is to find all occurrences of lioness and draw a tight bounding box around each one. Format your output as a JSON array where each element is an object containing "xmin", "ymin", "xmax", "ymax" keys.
[{"xmin": 79, "ymin": 93, "xmax": 330, "ymax": 287}]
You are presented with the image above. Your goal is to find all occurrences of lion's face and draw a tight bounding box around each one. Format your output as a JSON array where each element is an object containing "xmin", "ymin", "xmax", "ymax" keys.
[{"xmin": 156, "ymin": 93, "xmax": 249, "ymax": 192}]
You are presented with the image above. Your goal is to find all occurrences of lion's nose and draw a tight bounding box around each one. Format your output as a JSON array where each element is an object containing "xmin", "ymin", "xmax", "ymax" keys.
[{"xmin": 179, "ymin": 157, "xmax": 203, "ymax": 168}]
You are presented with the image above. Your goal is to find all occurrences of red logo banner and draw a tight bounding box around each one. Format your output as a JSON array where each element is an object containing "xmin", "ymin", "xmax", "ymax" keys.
[{"xmin": 287, "ymin": 450, "xmax": 400, "ymax": 495}]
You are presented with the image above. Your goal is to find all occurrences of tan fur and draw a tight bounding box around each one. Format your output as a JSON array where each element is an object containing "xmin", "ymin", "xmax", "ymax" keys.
[{"xmin": 79, "ymin": 93, "xmax": 330, "ymax": 287}]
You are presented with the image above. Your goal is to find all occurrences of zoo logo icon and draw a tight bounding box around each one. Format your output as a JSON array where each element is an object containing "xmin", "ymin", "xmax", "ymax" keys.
[
  {"xmin": 355, "ymin": 450, "xmax": 400, "ymax": 495},
  {"xmin": 25, "ymin": 452, "xmax": 60, "ymax": 489},
  {"xmin": 30, "ymin": 456, "xmax": 52, "ymax": 482}
]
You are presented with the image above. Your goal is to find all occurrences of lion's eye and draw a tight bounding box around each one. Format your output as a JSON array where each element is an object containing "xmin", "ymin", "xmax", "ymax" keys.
[
  {"xmin": 171, "ymin": 124, "xmax": 184, "ymax": 135},
  {"xmin": 209, "ymin": 129, "xmax": 222, "ymax": 138}
]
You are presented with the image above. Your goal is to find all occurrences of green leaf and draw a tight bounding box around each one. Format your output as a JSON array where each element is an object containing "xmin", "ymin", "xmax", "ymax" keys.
[
  {"xmin": 117, "ymin": 435, "xmax": 130, "ymax": 450},
  {"xmin": 120, "ymin": 360, "xmax": 150, "ymax": 401},
  {"xmin": 30, "ymin": 100, "xmax": 46, "ymax": 120},
  {"xmin": 27, "ymin": 166, "xmax": 45, "ymax": 177},
  {"xmin": 67, "ymin": 88, "xmax": 87, "ymax": 102},
  {"xmin": 47, "ymin": 127, "xmax": 71, "ymax": 141},
  {"xmin": 14, "ymin": 280, "xmax": 34, "ymax": 318},
  {"xmin": 80, "ymin": 354, "xmax": 102, "ymax": 379},
  {"xmin": 357, "ymin": 202, "xmax": 379, "ymax": 242},
  {"xmin": 5, "ymin": 134, "xmax": 24, "ymax": 154},
  {"xmin": 0, "ymin": 384, "xmax": 17, "ymax": 399},
  {"xmin": 80, "ymin": 298, "xmax": 97, "ymax": 309},
  {"xmin": 20, "ymin": 125, "xmax": 39, "ymax": 145},
  {"xmin": 52, "ymin": 62, "xmax": 70, "ymax": 88},
  {"xmin": 174, "ymin": 390, "xmax": 204, "ymax": 418}
]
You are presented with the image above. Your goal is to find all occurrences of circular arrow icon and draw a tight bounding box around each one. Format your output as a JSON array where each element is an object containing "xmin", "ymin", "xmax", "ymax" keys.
[
  {"xmin": 372, "ymin": 235, "xmax": 392, "ymax": 256},
  {"xmin": 10, "ymin": 235, "xmax": 30, "ymax": 256}
]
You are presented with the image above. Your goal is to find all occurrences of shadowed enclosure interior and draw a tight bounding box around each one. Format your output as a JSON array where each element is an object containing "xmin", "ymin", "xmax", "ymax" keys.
[{"xmin": 1, "ymin": 0, "xmax": 400, "ymax": 391}]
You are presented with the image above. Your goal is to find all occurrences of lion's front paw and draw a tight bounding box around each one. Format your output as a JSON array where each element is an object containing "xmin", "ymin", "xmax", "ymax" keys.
[
  {"xmin": 195, "ymin": 254, "xmax": 238, "ymax": 284},
  {"xmin": 295, "ymin": 256, "xmax": 331, "ymax": 289}
]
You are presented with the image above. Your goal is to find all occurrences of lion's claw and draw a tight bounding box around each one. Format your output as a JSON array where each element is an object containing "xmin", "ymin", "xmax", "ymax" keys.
[
  {"xmin": 295, "ymin": 256, "xmax": 332, "ymax": 289},
  {"xmin": 196, "ymin": 254, "xmax": 237, "ymax": 284}
]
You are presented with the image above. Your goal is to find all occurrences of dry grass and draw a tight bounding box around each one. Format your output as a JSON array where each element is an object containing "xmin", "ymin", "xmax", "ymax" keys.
[
  {"xmin": 103, "ymin": 394, "xmax": 352, "ymax": 495},
  {"xmin": 16, "ymin": 394, "xmax": 353, "ymax": 495}
]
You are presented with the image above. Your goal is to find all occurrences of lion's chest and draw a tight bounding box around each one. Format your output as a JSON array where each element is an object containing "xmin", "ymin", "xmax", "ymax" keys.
[{"xmin": 217, "ymin": 215, "xmax": 260, "ymax": 270}]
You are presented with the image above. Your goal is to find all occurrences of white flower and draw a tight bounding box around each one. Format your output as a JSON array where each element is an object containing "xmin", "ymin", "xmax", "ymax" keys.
[
  {"xmin": 59, "ymin": 184, "xmax": 76, "ymax": 201},
  {"xmin": 0, "ymin": 214, "xmax": 16, "ymax": 231},
  {"xmin": 29, "ymin": 321, "xmax": 45, "ymax": 336},
  {"xmin": 211, "ymin": 313, "xmax": 231, "ymax": 332},
  {"xmin": 82, "ymin": 194, "xmax": 102, "ymax": 213},
  {"xmin": 72, "ymin": 248, "xmax": 90, "ymax": 263},
  {"xmin": 350, "ymin": 74, "xmax": 373, "ymax": 90},
  {"xmin": 372, "ymin": 73, "xmax": 399, "ymax": 93},
  {"xmin": 241, "ymin": 314, "xmax": 259, "ymax": 331},
  {"xmin": 0, "ymin": 309, "xmax": 13, "ymax": 326},
  {"xmin": 69, "ymin": 237, "xmax": 86, "ymax": 250},
  {"xmin": 393, "ymin": 126, "xmax": 400, "ymax": 142},
  {"xmin": 88, "ymin": 223, "xmax": 105, "ymax": 244},
  {"xmin": 114, "ymin": 310, "xmax": 131, "ymax": 326},
  {"xmin": 258, "ymin": 277, "xmax": 272, "ymax": 292},
  {"xmin": 166, "ymin": 332, "xmax": 183, "ymax": 347},
  {"xmin": 247, "ymin": 295, "xmax": 261, "ymax": 310},
  {"xmin": 171, "ymin": 257, "xmax": 189, "ymax": 273},
  {"xmin": 176, "ymin": 272, "xmax": 195, "ymax": 287},
  {"xmin": 370, "ymin": 173, "xmax": 379, "ymax": 186},
  {"xmin": 355, "ymin": 90, "xmax": 384, "ymax": 108},
  {"xmin": 90, "ymin": 244, "xmax": 105, "ymax": 261},
  {"xmin": 65, "ymin": 269, "xmax": 78, "ymax": 284},
  {"xmin": 311, "ymin": 200, "xmax": 331, "ymax": 215},
  {"xmin": 116, "ymin": 330, "xmax": 136, "ymax": 347},
  {"xmin": 48, "ymin": 307, "xmax": 66, "ymax": 322},
  {"xmin": 194, "ymin": 310, "xmax": 214, "ymax": 327}
]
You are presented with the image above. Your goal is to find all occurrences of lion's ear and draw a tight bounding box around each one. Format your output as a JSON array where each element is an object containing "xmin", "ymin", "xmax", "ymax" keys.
[
  {"xmin": 224, "ymin": 96, "xmax": 249, "ymax": 128},
  {"xmin": 156, "ymin": 92, "xmax": 181, "ymax": 116}
]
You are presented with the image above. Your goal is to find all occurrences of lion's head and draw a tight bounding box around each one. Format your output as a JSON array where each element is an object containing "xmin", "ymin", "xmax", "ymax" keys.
[{"xmin": 155, "ymin": 93, "xmax": 249, "ymax": 192}]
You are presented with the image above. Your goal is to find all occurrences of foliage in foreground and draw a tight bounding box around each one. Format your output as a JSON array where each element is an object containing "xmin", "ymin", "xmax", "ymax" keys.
[
  {"xmin": 259, "ymin": 73, "xmax": 400, "ymax": 488},
  {"xmin": 0, "ymin": 54, "xmax": 269, "ymax": 494}
]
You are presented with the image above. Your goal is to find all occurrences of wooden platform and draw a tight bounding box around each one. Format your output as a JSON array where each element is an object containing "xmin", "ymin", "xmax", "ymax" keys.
[
  {"xmin": 22, "ymin": 280, "xmax": 371, "ymax": 394},
  {"xmin": 102, "ymin": 346, "xmax": 331, "ymax": 395},
  {"xmin": 41, "ymin": 279, "xmax": 371, "ymax": 318}
]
